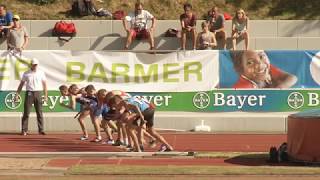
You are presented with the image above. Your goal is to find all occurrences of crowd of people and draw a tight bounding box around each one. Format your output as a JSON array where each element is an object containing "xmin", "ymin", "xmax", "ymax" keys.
[
  {"xmin": 58, "ymin": 84, "xmax": 174, "ymax": 152},
  {"xmin": 122, "ymin": 2, "xmax": 249, "ymax": 50},
  {"xmin": 0, "ymin": 2, "xmax": 251, "ymax": 51}
]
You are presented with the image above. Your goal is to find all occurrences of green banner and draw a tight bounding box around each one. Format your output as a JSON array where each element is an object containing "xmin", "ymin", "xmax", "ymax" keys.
[{"xmin": 1, "ymin": 90, "xmax": 320, "ymax": 112}]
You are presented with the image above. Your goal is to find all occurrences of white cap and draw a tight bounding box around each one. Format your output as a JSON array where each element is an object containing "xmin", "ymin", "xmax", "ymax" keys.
[{"xmin": 31, "ymin": 58, "xmax": 39, "ymax": 65}]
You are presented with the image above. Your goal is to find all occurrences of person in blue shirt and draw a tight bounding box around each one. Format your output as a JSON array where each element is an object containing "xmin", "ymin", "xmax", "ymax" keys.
[
  {"xmin": 90, "ymin": 89, "xmax": 110, "ymax": 143},
  {"xmin": 109, "ymin": 95, "xmax": 174, "ymax": 152},
  {"xmin": 92, "ymin": 89, "xmax": 124, "ymax": 145},
  {"xmin": 0, "ymin": 4, "xmax": 13, "ymax": 38}
]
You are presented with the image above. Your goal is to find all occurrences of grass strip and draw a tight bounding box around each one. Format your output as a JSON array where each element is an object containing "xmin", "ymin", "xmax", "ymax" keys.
[
  {"xmin": 68, "ymin": 165, "xmax": 320, "ymax": 175},
  {"xmin": 195, "ymin": 152, "xmax": 268, "ymax": 159}
]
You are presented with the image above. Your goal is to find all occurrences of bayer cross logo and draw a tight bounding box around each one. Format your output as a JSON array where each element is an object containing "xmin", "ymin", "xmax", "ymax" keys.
[
  {"xmin": 193, "ymin": 92, "xmax": 210, "ymax": 109},
  {"xmin": 5, "ymin": 92, "xmax": 22, "ymax": 110},
  {"xmin": 287, "ymin": 92, "xmax": 304, "ymax": 110}
]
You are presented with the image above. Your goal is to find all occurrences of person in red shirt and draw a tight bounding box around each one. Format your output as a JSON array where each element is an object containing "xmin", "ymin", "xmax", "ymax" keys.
[
  {"xmin": 123, "ymin": 2, "xmax": 156, "ymax": 50},
  {"xmin": 180, "ymin": 3, "xmax": 197, "ymax": 50},
  {"xmin": 231, "ymin": 50, "xmax": 297, "ymax": 88}
]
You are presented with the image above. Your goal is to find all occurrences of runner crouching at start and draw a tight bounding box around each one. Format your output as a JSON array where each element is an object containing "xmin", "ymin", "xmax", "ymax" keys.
[{"xmin": 109, "ymin": 95, "xmax": 173, "ymax": 152}]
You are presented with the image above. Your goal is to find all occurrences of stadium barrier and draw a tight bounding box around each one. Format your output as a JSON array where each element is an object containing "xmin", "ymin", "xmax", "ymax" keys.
[{"xmin": 1, "ymin": 49, "xmax": 319, "ymax": 132}]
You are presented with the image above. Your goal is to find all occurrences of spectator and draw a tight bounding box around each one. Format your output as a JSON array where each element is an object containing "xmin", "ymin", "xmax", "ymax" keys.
[
  {"xmin": 206, "ymin": 6, "xmax": 226, "ymax": 49},
  {"xmin": 15, "ymin": 58, "xmax": 48, "ymax": 136},
  {"xmin": 231, "ymin": 8, "xmax": 249, "ymax": 50},
  {"xmin": 230, "ymin": 50, "xmax": 297, "ymax": 88},
  {"xmin": 196, "ymin": 21, "xmax": 216, "ymax": 50},
  {"xmin": 180, "ymin": 3, "xmax": 197, "ymax": 50},
  {"xmin": 123, "ymin": 2, "xmax": 156, "ymax": 50},
  {"xmin": 7, "ymin": 15, "xmax": 29, "ymax": 52},
  {"xmin": 0, "ymin": 4, "xmax": 13, "ymax": 38}
]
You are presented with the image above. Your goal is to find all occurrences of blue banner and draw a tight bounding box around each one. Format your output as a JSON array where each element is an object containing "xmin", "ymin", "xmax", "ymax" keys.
[{"xmin": 219, "ymin": 50, "xmax": 320, "ymax": 88}]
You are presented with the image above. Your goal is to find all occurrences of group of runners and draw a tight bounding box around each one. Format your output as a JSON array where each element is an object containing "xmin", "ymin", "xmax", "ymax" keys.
[{"xmin": 58, "ymin": 84, "xmax": 174, "ymax": 152}]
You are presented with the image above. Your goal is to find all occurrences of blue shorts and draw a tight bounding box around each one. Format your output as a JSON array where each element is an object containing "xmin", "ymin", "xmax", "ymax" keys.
[{"xmin": 92, "ymin": 105, "xmax": 109, "ymax": 117}]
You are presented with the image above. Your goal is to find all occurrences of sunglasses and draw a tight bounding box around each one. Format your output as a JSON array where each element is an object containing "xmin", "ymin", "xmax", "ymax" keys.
[{"xmin": 12, "ymin": 18, "xmax": 19, "ymax": 21}]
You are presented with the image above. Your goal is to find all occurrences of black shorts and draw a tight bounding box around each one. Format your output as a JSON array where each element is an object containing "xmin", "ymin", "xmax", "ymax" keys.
[
  {"xmin": 102, "ymin": 109, "xmax": 117, "ymax": 121},
  {"xmin": 133, "ymin": 108, "xmax": 154, "ymax": 128},
  {"xmin": 79, "ymin": 104, "xmax": 90, "ymax": 113},
  {"xmin": 143, "ymin": 108, "xmax": 155, "ymax": 127},
  {"xmin": 0, "ymin": 29, "xmax": 8, "ymax": 38}
]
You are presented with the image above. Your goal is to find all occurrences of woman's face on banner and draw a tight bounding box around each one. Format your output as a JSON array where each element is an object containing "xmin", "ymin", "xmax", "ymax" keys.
[{"xmin": 241, "ymin": 51, "xmax": 270, "ymax": 82}]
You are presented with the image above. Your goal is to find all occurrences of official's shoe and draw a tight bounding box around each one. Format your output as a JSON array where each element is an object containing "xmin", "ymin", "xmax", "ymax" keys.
[{"xmin": 21, "ymin": 131, "xmax": 28, "ymax": 136}]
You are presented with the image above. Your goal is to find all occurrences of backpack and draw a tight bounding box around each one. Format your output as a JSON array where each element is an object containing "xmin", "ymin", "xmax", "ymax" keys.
[
  {"xmin": 71, "ymin": 0, "xmax": 80, "ymax": 16},
  {"xmin": 96, "ymin": 8, "xmax": 112, "ymax": 17},
  {"xmin": 165, "ymin": 28, "xmax": 180, "ymax": 37},
  {"xmin": 223, "ymin": 12, "xmax": 232, "ymax": 20},
  {"xmin": 278, "ymin": 142, "xmax": 288, "ymax": 162},
  {"xmin": 83, "ymin": 0, "xmax": 97, "ymax": 16},
  {"xmin": 52, "ymin": 21, "xmax": 77, "ymax": 42},
  {"xmin": 268, "ymin": 146, "xmax": 279, "ymax": 163},
  {"xmin": 112, "ymin": 10, "xmax": 125, "ymax": 20},
  {"xmin": 72, "ymin": 0, "xmax": 96, "ymax": 16}
]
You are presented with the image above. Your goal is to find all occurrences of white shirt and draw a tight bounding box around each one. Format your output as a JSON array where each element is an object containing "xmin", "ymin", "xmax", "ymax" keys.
[
  {"xmin": 125, "ymin": 10, "xmax": 154, "ymax": 30},
  {"xmin": 21, "ymin": 69, "xmax": 47, "ymax": 91}
]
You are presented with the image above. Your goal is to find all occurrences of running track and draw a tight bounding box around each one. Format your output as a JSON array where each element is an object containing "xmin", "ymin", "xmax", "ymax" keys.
[{"xmin": 0, "ymin": 133, "xmax": 286, "ymax": 152}]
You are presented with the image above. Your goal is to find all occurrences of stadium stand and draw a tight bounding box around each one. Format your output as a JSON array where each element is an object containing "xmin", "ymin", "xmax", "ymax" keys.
[{"xmin": 0, "ymin": 20, "xmax": 319, "ymax": 50}]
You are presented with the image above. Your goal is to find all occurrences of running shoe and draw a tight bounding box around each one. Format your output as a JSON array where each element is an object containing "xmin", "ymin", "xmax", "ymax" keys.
[
  {"xmin": 93, "ymin": 136, "xmax": 102, "ymax": 142},
  {"xmin": 80, "ymin": 135, "xmax": 89, "ymax": 141},
  {"xmin": 39, "ymin": 131, "xmax": 46, "ymax": 135},
  {"xmin": 140, "ymin": 144, "xmax": 144, "ymax": 152},
  {"xmin": 126, "ymin": 147, "xmax": 134, "ymax": 152},
  {"xmin": 112, "ymin": 139, "xmax": 124, "ymax": 146},
  {"xmin": 148, "ymin": 140, "xmax": 157, "ymax": 148},
  {"xmin": 158, "ymin": 144, "xmax": 172, "ymax": 152},
  {"xmin": 102, "ymin": 139, "xmax": 115, "ymax": 145}
]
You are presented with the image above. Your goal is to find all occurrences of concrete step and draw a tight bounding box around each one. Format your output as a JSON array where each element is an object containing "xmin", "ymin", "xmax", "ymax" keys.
[
  {"xmin": 19, "ymin": 20, "xmax": 320, "ymax": 38},
  {"xmin": 1, "ymin": 36, "xmax": 319, "ymax": 50}
]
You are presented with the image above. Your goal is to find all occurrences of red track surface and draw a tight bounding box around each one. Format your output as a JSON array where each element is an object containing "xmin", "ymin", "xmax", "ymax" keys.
[
  {"xmin": 0, "ymin": 133, "xmax": 288, "ymax": 168},
  {"xmin": 0, "ymin": 133, "xmax": 286, "ymax": 152}
]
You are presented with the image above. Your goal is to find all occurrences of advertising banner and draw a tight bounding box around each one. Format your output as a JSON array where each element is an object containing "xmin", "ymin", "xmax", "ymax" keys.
[
  {"xmin": 1, "ymin": 89, "xmax": 320, "ymax": 112},
  {"xmin": 0, "ymin": 50, "xmax": 219, "ymax": 92},
  {"xmin": 219, "ymin": 50, "xmax": 320, "ymax": 88}
]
